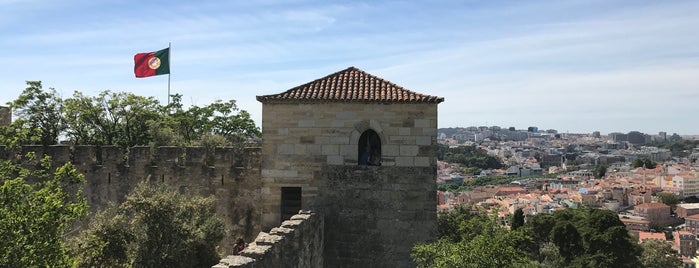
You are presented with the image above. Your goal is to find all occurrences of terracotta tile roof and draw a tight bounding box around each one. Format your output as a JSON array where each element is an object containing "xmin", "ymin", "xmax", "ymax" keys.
[
  {"xmin": 638, "ymin": 231, "xmax": 667, "ymax": 243},
  {"xmin": 256, "ymin": 67, "xmax": 444, "ymax": 104},
  {"xmin": 635, "ymin": 202, "xmax": 670, "ymax": 209}
]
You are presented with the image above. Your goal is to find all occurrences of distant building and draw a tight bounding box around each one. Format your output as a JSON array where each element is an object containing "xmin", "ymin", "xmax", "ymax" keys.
[
  {"xmin": 609, "ymin": 132, "xmax": 628, "ymax": 142},
  {"xmin": 675, "ymin": 231, "xmax": 697, "ymax": 258},
  {"xmin": 638, "ymin": 231, "xmax": 667, "ymax": 243},
  {"xmin": 620, "ymin": 216, "xmax": 650, "ymax": 232},
  {"xmin": 685, "ymin": 214, "xmax": 699, "ymax": 236},
  {"xmin": 628, "ymin": 131, "xmax": 646, "ymax": 145},
  {"xmin": 673, "ymin": 175, "xmax": 699, "ymax": 198},
  {"xmin": 540, "ymin": 154, "xmax": 563, "ymax": 168},
  {"xmin": 634, "ymin": 202, "xmax": 671, "ymax": 228},
  {"xmin": 494, "ymin": 186, "xmax": 527, "ymax": 197},
  {"xmin": 675, "ymin": 203, "xmax": 699, "ymax": 218}
]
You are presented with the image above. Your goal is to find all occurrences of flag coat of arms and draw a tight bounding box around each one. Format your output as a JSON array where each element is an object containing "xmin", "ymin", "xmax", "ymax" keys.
[{"xmin": 134, "ymin": 48, "xmax": 170, "ymax": 78}]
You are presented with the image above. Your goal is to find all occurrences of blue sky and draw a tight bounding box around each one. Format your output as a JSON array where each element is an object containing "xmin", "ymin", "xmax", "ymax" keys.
[{"xmin": 1, "ymin": 0, "xmax": 698, "ymax": 135}]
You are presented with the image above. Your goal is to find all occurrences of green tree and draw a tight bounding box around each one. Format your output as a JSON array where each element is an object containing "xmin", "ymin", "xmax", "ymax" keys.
[
  {"xmin": 593, "ymin": 165, "xmax": 608, "ymax": 178},
  {"xmin": 0, "ymin": 153, "xmax": 87, "ymax": 267},
  {"xmin": 656, "ymin": 192, "xmax": 679, "ymax": 210},
  {"xmin": 71, "ymin": 181, "xmax": 225, "ymax": 268},
  {"xmin": 8, "ymin": 81, "xmax": 65, "ymax": 146},
  {"xmin": 632, "ymin": 157, "xmax": 657, "ymax": 169},
  {"xmin": 639, "ymin": 239, "xmax": 682, "ymax": 268},
  {"xmin": 524, "ymin": 208, "xmax": 641, "ymax": 268},
  {"xmin": 167, "ymin": 95, "xmax": 260, "ymax": 145},
  {"xmin": 511, "ymin": 208, "xmax": 524, "ymax": 230},
  {"xmin": 440, "ymin": 145, "xmax": 503, "ymax": 170},
  {"xmin": 412, "ymin": 211, "xmax": 536, "ymax": 268},
  {"xmin": 538, "ymin": 242, "xmax": 564, "ymax": 268}
]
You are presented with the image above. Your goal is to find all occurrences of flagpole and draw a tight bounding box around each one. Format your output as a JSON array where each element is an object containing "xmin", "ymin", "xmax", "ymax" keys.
[{"xmin": 167, "ymin": 42, "xmax": 171, "ymax": 106}]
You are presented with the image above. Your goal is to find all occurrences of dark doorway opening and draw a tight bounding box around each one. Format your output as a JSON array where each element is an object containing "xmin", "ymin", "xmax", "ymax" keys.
[
  {"xmin": 281, "ymin": 187, "xmax": 302, "ymax": 222},
  {"xmin": 358, "ymin": 129, "xmax": 381, "ymax": 166}
]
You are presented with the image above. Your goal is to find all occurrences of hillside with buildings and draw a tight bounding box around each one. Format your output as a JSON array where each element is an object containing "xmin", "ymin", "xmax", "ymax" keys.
[{"xmin": 436, "ymin": 126, "xmax": 699, "ymax": 266}]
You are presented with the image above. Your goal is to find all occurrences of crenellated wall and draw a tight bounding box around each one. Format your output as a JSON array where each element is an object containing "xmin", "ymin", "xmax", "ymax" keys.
[
  {"xmin": 0, "ymin": 145, "xmax": 263, "ymax": 253},
  {"xmin": 213, "ymin": 211, "xmax": 324, "ymax": 268}
]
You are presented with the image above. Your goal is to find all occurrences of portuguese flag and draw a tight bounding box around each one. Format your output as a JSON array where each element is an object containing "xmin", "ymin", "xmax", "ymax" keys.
[{"xmin": 134, "ymin": 48, "xmax": 170, "ymax": 78}]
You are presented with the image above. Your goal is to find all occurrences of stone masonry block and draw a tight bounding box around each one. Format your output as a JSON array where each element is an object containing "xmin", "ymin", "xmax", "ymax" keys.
[
  {"xmin": 241, "ymin": 243, "xmax": 272, "ymax": 259},
  {"xmin": 254, "ymin": 232, "xmax": 284, "ymax": 245},
  {"xmin": 340, "ymin": 145, "xmax": 357, "ymax": 157},
  {"xmin": 315, "ymin": 136, "xmax": 330, "ymax": 144},
  {"xmin": 400, "ymin": 145, "xmax": 419, "ymax": 156},
  {"xmin": 398, "ymin": 127, "xmax": 411, "ymax": 136},
  {"xmin": 383, "ymin": 145, "xmax": 399, "ymax": 156},
  {"xmin": 422, "ymin": 127, "xmax": 437, "ymax": 135},
  {"xmin": 281, "ymin": 219, "xmax": 305, "ymax": 228},
  {"xmin": 416, "ymin": 136, "xmax": 431, "ymax": 146},
  {"xmin": 276, "ymin": 144, "xmax": 294, "ymax": 155},
  {"xmin": 306, "ymin": 144, "xmax": 322, "ymax": 155},
  {"xmin": 331, "ymin": 120, "xmax": 345, "ymax": 127},
  {"xmin": 414, "ymin": 157, "xmax": 430, "ymax": 167},
  {"xmin": 298, "ymin": 119, "xmax": 315, "ymax": 127},
  {"xmin": 270, "ymin": 227, "xmax": 295, "ymax": 236},
  {"xmin": 330, "ymin": 136, "xmax": 349, "ymax": 144},
  {"xmin": 414, "ymin": 119, "xmax": 431, "ymax": 128},
  {"xmin": 321, "ymin": 145, "xmax": 339, "ymax": 155},
  {"xmin": 336, "ymin": 110, "xmax": 357, "ymax": 119},
  {"xmin": 327, "ymin": 155, "xmax": 343, "ymax": 165},
  {"xmin": 291, "ymin": 212, "xmax": 313, "ymax": 220},
  {"xmin": 395, "ymin": 157, "xmax": 414, "ymax": 167},
  {"xmin": 261, "ymin": 169, "xmax": 298, "ymax": 178},
  {"xmin": 294, "ymin": 144, "xmax": 306, "ymax": 155}
]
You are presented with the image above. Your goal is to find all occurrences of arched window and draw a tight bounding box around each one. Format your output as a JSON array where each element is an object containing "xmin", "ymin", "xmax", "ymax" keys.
[{"xmin": 358, "ymin": 129, "xmax": 381, "ymax": 166}]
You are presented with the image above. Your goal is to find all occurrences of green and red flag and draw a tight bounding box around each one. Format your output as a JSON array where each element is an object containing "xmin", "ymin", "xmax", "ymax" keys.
[{"xmin": 134, "ymin": 48, "xmax": 170, "ymax": 78}]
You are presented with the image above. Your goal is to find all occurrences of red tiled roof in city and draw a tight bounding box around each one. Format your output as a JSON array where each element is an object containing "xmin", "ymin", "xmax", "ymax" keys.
[
  {"xmin": 638, "ymin": 231, "xmax": 667, "ymax": 243},
  {"xmin": 635, "ymin": 202, "xmax": 670, "ymax": 209},
  {"xmin": 256, "ymin": 67, "xmax": 444, "ymax": 104}
]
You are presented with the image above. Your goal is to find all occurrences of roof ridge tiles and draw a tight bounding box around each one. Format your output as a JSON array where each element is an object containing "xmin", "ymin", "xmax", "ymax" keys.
[{"xmin": 257, "ymin": 66, "xmax": 444, "ymax": 104}]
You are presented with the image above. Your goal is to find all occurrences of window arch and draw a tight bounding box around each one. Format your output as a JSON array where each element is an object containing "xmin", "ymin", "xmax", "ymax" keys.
[{"xmin": 358, "ymin": 129, "xmax": 381, "ymax": 166}]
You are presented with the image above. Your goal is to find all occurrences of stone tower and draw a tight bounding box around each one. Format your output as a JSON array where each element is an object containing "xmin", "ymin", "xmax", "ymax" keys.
[
  {"xmin": 257, "ymin": 67, "xmax": 443, "ymax": 267},
  {"xmin": 0, "ymin": 106, "xmax": 10, "ymax": 126}
]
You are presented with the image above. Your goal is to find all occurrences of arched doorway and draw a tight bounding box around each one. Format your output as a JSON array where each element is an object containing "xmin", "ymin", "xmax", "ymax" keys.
[{"xmin": 358, "ymin": 129, "xmax": 381, "ymax": 166}]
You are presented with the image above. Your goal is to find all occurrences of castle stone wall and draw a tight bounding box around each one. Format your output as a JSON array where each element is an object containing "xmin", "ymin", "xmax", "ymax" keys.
[
  {"xmin": 0, "ymin": 145, "xmax": 263, "ymax": 253},
  {"xmin": 319, "ymin": 166, "xmax": 436, "ymax": 268},
  {"xmin": 213, "ymin": 211, "xmax": 324, "ymax": 268}
]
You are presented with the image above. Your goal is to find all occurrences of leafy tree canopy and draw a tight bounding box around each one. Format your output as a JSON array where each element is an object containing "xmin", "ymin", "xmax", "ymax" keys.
[
  {"xmin": 0, "ymin": 153, "xmax": 87, "ymax": 267},
  {"xmin": 414, "ymin": 207, "xmax": 645, "ymax": 268},
  {"xmin": 639, "ymin": 238, "xmax": 682, "ymax": 268},
  {"xmin": 413, "ymin": 208, "xmax": 536, "ymax": 268},
  {"xmin": 632, "ymin": 157, "xmax": 657, "ymax": 169},
  {"xmin": 437, "ymin": 144, "xmax": 504, "ymax": 170},
  {"xmin": 70, "ymin": 180, "xmax": 225, "ymax": 268},
  {"xmin": 652, "ymin": 139, "xmax": 698, "ymax": 157},
  {"xmin": 656, "ymin": 192, "xmax": 679, "ymax": 208},
  {"xmin": 2, "ymin": 81, "xmax": 260, "ymax": 148}
]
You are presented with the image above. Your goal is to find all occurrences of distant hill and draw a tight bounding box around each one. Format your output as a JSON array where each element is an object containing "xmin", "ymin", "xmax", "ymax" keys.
[{"xmin": 438, "ymin": 127, "xmax": 464, "ymax": 137}]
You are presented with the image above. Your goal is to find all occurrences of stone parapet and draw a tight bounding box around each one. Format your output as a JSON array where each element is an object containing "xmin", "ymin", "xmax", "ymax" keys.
[
  {"xmin": 0, "ymin": 145, "xmax": 263, "ymax": 254},
  {"xmin": 213, "ymin": 210, "xmax": 324, "ymax": 268}
]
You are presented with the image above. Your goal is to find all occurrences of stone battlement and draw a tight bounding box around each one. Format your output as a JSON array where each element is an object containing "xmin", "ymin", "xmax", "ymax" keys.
[
  {"xmin": 0, "ymin": 145, "xmax": 263, "ymax": 253},
  {"xmin": 213, "ymin": 210, "xmax": 324, "ymax": 268}
]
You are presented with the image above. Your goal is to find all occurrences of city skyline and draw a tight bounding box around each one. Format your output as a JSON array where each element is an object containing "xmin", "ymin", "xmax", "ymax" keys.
[{"xmin": 1, "ymin": 0, "xmax": 698, "ymax": 135}]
